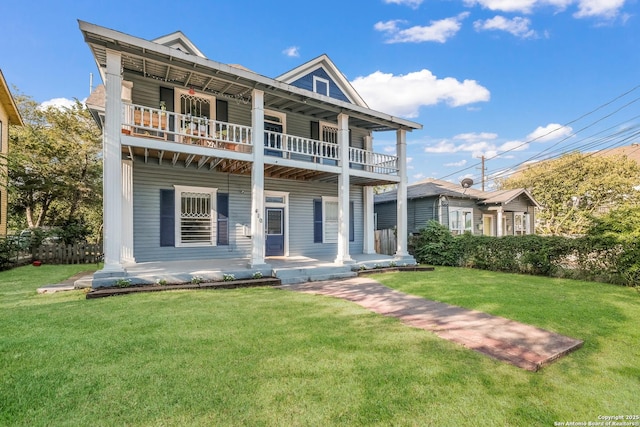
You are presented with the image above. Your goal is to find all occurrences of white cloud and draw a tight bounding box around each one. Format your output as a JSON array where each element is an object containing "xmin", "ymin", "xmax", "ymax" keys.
[
  {"xmin": 384, "ymin": 0, "xmax": 424, "ymax": 8},
  {"xmin": 425, "ymin": 139, "xmax": 496, "ymax": 158},
  {"xmin": 454, "ymin": 132, "xmax": 498, "ymax": 142},
  {"xmin": 424, "ymin": 140, "xmax": 458, "ymax": 153},
  {"xmin": 499, "ymin": 140, "xmax": 529, "ymax": 151},
  {"xmin": 574, "ymin": 0, "xmax": 625, "ymax": 18},
  {"xmin": 413, "ymin": 173, "xmax": 426, "ymax": 180},
  {"xmin": 444, "ymin": 159, "xmax": 468, "ymax": 167},
  {"xmin": 375, "ymin": 12, "xmax": 470, "ymax": 44},
  {"xmin": 465, "ymin": 0, "xmax": 626, "ymax": 18},
  {"xmin": 474, "ymin": 16, "xmax": 537, "ymax": 38},
  {"xmin": 351, "ymin": 69, "xmax": 490, "ymax": 117},
  {"xmin": 40, "ymin": 97, "xmax": 77, "ymax": 110},
  {"xmin": 423, "ymin": 122, "xmax": 573, "ymax": 161},
  {"xmin": 464, "ymin": 0, "xmax": 538, "ymax": 13},
  {"xmin": 526, "ymin": 123, "xmax": 573, "ymax": 142},
  {"xmin": 282, "ymin": 46, "xmax": 300, "ymax": 57}
]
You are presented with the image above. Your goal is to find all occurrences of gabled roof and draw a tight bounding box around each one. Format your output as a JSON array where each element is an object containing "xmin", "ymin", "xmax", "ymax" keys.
[
  {"xmin": 276, "ymin": 54, "xmax": 368, "ymax": 108},
  {"xmin": 478, "ymin": 188, "xmax": 540, "ymax": 208},
  {"xmin": 375, "ymin": 178, "xmax": 540, "ymax": 208},
  {"xmin": 0, "ymin": 69, "xmax": 23, "ymax": 126},
  {"xmin": 375, "ymin": 178, "xmax": 483, "ymax": 203},
  {"xmin": 152, "ymin": 31, "xmax": 206, "ymax": 58}
]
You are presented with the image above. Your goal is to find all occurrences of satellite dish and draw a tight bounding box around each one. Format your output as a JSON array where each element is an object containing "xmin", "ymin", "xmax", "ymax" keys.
[{"xmin": 461, "ymin": 178, "xmax": 474, "ymax": 189}]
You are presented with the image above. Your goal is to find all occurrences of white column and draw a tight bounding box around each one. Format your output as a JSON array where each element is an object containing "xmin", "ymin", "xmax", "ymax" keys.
[
  {"xmin": 101, "ymin": 50, "xmax": 125, "ymax": 273},
  {"xmin": 363, "ymin": 135, "xmax": 376, "ymax": 254},
  {"xmin": 335, "ymin": 113, "xmax": 353, "ymax": 264},
  {"xmin": 249, "ymin": 89, "xmax": 267, "ymax": 267},
  {"xmin": 121, "ymin": 159, "xmax": 135, "ymax": 263},
  {"xmin": 395, "ymin": 129, "xmax": 409, "ymax": 257},
  {"xmin": 497, "ymin": 208, "xmax": 503, "ymax": 237}
]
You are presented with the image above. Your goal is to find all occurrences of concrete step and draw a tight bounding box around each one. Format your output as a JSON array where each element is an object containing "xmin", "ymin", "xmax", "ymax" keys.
[
  {"xmin": 278, "ymin": 271, "xmax": 357, "ymax": 285},
  {"xmin": 273, "ymin": 265, "xmax": 356, "ymax": 285}
]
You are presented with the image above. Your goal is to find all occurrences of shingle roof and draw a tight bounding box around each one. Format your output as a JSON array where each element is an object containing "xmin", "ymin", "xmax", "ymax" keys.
[{"xmin": 375, "ymin": 178, "xmax": 539, "ymax": 207}]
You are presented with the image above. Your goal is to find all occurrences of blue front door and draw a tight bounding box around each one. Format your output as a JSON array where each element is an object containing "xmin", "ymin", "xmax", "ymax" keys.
[{"xmin": 265, "ymin": 208, "xmax": 284, "ymax": 256}]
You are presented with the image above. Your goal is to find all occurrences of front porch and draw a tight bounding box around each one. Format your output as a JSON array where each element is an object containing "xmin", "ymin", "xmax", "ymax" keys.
[{"xmin": 90, "ymin": 253, "xmax": 403, "ymax": 287}]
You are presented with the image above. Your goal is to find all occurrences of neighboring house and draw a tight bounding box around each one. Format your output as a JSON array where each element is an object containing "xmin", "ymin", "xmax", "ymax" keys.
[
  {"xmin": 0, "ymin": 69, "xmax": 24, "ymax": 237},
  {"xmin": 79, "ymin": 21, "xmax": 421, "ymax": 281},
  {"xmin": 375, "ymin": 178, "xmax": 539, "ymax": 236}
]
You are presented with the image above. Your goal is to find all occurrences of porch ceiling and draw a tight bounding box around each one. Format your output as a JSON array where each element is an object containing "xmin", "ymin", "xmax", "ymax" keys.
[
  {"xmin": 123, "ymin": 146, "xmax": 397, "ymax": 186},
  {"xmin": 80, "ymin": 21, "xmax": 421, "ymax": 133}
]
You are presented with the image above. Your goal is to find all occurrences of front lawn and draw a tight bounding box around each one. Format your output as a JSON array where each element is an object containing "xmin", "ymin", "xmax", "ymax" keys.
[{"xmin": 1, "ymin": 264, "xmax": 638, "ymax": 426}]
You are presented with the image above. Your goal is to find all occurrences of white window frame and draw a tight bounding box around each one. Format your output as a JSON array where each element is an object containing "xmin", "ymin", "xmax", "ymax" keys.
[
  {"xmin": 265, "ymin": 190, "xmax": 289, "ymax": 256},
  {"xmin": 313, "ymin": 76, "xmax": 330, "ymax": 96},
  {"xmin": 174, "ymin": 185, "xmax": 217, "ymax": 247},
  {"xmin": 319, "ymin": 120, "xmax": 338, "ymax": 143},
  {"xmin": 322, "ymin": 196, "xmax": 339, "ymax": 243},
  {"xmin": 449, "ymin": 208, "xmax": 474, "ymax": 235},
  {"xmin": 264, "ymin": 109, "xmax": 287, "ymax": 132},
  {"xmin": 513, "ymin": 212, "xmax": 530, "ymax": 235}
]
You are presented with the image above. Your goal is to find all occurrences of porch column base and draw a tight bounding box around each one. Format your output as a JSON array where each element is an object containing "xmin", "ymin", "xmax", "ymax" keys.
[
  {"xmin": 334, "ymin": 256, "xmax": 355, "ymax": 266},
  {"xmin": 393, "ymin": 254, "xmax": 417, "ymax": 265},
  {"xmin": 248, "ymin": 261, "xmax": 272, "ymax": 270}
]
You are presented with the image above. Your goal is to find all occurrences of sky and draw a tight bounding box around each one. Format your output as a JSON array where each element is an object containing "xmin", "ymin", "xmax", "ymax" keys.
[{"xmin": 1, "ymin": 0, "xmax": 639, "ymax": 189}]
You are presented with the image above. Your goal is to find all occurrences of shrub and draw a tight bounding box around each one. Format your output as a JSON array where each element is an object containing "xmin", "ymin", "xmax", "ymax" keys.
[
  {"xmin": 410, "ymin": 221, "xmax": 461, "ymax": 266},
  {"xmin": 410, "ymin": 223, "xmax": 639, "ymax": 286},
  {"xmin": 0, "ymin": 237, "xmax": 19, "ymax": 271}
]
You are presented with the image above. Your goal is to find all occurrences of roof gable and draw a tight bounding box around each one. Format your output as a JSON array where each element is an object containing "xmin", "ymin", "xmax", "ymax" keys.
[
  {"xmin": 374, "ymin": 178, "xmax": 540, "ymax": 208},
  {"xmin": 152, "ymin": 31, "xmax": 206, "ymax": 58},
  {"xmin": 0, "ymin": 69, "xmax": 23, "ymax": 126},
  {"xmin": 276, "ymin": 54, "xmax": 368, "ymax": 108}
]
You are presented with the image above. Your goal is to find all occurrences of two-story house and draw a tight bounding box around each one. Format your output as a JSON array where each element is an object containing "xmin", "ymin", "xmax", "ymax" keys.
[{"xmin": 80, "ymin": 21, "xmax": 421, "ymax": 286}]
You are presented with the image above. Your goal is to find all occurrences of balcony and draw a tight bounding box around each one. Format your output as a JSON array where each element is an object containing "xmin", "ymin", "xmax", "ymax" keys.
[{"xmin": 121, "ymin": 103, "xmax": 398, "ymax": 178}]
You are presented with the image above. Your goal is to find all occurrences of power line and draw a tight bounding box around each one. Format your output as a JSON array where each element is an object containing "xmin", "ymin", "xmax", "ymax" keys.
[{"xmin": 436, "ymin": 83, "xmax": 640, "ymax": 183}]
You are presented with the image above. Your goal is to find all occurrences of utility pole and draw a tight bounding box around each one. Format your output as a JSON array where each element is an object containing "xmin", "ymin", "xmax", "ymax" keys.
[{"xmin": 476, "ymin": 155, "xmax": 486, "ymax": 191}]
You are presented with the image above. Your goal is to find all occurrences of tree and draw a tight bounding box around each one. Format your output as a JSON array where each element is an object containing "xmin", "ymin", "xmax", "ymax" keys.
[
  {"xmin": 497, "ymin": 152, "xmax": 640, "ymax": 235},
  {"xmin": 2, "ymin": 92, "xmax": 102, "ymax": 241}
]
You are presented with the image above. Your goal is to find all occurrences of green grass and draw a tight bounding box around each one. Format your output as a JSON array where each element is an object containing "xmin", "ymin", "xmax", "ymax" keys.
[{"xmin": 1, "ymin": 264, "xmax": 639, "ymax": 426}]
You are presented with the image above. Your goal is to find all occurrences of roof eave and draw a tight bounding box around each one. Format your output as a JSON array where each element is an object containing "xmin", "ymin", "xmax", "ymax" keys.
[
  {"xmin": 0, "ymin": 69, "xmax": 24, "ymax": 126},
  {"xmin": 78, "ymin": 20, "xmax": 422, "ymax": 132}
]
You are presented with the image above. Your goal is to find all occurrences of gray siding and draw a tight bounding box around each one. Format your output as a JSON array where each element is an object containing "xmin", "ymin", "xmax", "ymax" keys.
[
  {"xmin": 132, "ymin": 161, "xmax": 364, "ymax": 262},
  {"xmin": 409, "ymin": 197, "xmax": 439, "ymax": 233},
  {"xmin": 503, "ymin": 194, "xmax": 532, "ymax": 212},
  {"xmin": 126, "ymin": 73, "xmax": 160, "ymax": 107},
  {"xmin": 375, "ymin": 201, "xmax": 397, "ymax": 230},
  {"xmin": 228, "ymin": 100, "xmax": 251, "ymax": 127}
]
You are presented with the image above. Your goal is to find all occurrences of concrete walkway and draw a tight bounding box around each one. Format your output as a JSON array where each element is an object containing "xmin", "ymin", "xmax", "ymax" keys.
[{"xmin": 281, "ymin": 277, "xmax": 583, "ymax": 371}]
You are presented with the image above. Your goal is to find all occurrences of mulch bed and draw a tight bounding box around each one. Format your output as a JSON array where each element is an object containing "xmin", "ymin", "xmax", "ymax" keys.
[{"xmin": 86, "ymin": 277, "xmax": 281, "ymax": 299}]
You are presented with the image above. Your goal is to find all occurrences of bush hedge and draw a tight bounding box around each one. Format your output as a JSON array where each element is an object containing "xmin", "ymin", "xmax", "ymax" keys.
[{"xmin": 410, "ymin": 220, "xmax": 639, "ymax": 287}]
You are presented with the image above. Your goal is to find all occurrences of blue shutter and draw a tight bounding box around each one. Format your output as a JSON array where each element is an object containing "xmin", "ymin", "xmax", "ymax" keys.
[
  {"xmin": 160, "ymin": 189, "xmax": 175, "ymax": 247},
  {"xmin": 313, "ymin": 199, "xmax": 322, "ymax": 243},
  {"xmin": 350, "ymin": 201, "xmax": 355, "ymax": 242},
  {"xmin": 217, "ymin": 193, "xmax": 229, "ymax": 246}
]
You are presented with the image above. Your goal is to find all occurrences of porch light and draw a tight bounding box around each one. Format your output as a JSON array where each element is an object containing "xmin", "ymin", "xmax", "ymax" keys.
[{"xmin": 188, "ymin": 87, "xmax": 195, "ymax": 95}]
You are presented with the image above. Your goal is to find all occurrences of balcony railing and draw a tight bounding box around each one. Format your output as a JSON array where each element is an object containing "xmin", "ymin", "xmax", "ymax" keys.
[
  {"xmin": 349, "ymin": 147, "xmax": 398, "ymax": 175},
  {"xmin": 121, "ymin": 103, "xmax": 398, "ymax": 175},
  {"xmin": 122, "ymin": 104, "xmax": 252, "ymax": 152}
]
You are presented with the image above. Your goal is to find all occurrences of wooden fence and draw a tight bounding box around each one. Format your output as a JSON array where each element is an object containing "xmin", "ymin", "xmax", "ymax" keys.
[
  {"xmin": 31, "ymin": 243, "xmax": 103, "ymax": 264},
  {"xmin": 375, "ymin": 229, "xmax": 397, "ymax": 255}
]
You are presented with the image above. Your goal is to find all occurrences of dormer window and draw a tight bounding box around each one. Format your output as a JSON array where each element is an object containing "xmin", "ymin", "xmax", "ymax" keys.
[{"xmin": 313, "ymin": 76, "xmax": 330, "ymax": 96}]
